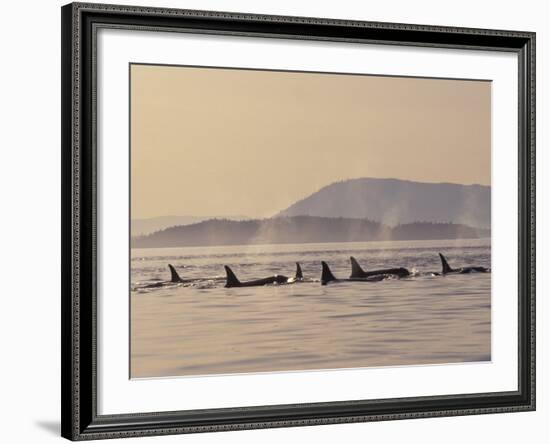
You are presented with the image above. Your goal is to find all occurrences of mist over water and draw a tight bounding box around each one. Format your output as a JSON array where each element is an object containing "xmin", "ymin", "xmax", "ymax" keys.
[{"xmin": 130, "ymin": 238, "xmax": 491, "ymax": 378}]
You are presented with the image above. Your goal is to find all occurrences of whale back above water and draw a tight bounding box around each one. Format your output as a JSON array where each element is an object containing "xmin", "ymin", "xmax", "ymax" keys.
[
  {"xmin": 439, "ymin": 253, "xmax": 454, "ymax": 274},
  {"xmin": 322, "ymin": 261, "xmax": 385, "ymax": 285},
  {"xmin": 350, "ymin": 256, "xmax": 409, "ymax": 278},
  {"xmin": 224, "ymin": 265, "xmax": 242, "ymax": 287},
  {"xmin": 168, "ymin": 264, "xmax": 183, "ymax": 283},
  {"xmin": 224, "ymin": 266, "xmax": 290, "ymax": 288},
  {"xmin": 321, "ymin": 261, "xmax": 338, "ymax": 285},
  {"xmin": 350, "ymin": 256, "xmax": 365, "ymax": 278},
  {"xmin": 438, "ymin": 253, "xmax": 489, "ymax": 274},
  {"xmin": 295, "ymin": 262, "xmax": 303, "ymax": 280},
  {"xmin": 225, "ymin": 262, "xmax": 305, "ymax": 288},
  {"xmin": 139, "ymin": 264, "xmax": 187, "ymax": 288}
]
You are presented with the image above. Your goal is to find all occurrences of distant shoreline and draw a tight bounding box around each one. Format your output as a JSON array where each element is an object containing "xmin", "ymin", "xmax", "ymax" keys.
[
  {"xmin": 131, "ymin": 216, "xmax": 490, "ymax": 249},
  {"xmin": 131, "ymin": 237, "xmax": 491, "ymax": 251}
]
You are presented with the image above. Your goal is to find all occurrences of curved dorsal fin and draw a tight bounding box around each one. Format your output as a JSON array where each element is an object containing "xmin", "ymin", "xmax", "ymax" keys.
[
  {"xmin": 439, "ymin": 253, "xmax": 453, "ymax": 274},
  {"xmin": 350, "ymin": 256, "xmax": 366, "ymax": 278},
  {"xmin": 168, "ymin": 264, "xmax": 183, "ymax": 283},
  {"xmin": 224, "ymin": 266, "xmax": 241, "ymax": 288},
  {"xmin": 295, "ymin": 262, "xmax": 303, "ymax": 280},
  {"xmin": 321, "ymin": 261, "xmax": 337, "ymax": 285}
]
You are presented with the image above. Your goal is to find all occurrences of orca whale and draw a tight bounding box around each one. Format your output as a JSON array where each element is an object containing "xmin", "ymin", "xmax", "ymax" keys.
[
  {"xmin": 139, "ymin": 264, "xmax": 191, "ymax": 288},
  {"xmin": 287, "ymin": 262, "xmax": 304, "ymax": 283},
  {"xmin": 321, "ymin": 261, "xmax": 386, "ymax": 285},
  {"xmin": 438, "ymin": 253, "xmax": 490, "ymax": 275},
  {"xmin": 224, "ymin": 263, "xmax": 303, "ymax": 288},
  {"xmin": 350, "ymin": 256, "xmax": 409, "ymax": 278}
]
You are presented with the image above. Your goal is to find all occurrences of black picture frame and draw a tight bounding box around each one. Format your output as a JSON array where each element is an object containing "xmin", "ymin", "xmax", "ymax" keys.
[{"xmin": 61, "ymin": 2, "xmax": 536, "ymax": 440}]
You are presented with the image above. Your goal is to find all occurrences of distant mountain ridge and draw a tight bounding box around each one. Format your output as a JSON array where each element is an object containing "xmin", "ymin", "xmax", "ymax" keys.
[
  {"xmin": 132, "ymin": 216, "xmax": 490, "ymax": 249},
  {"xmin": 131, "ymin": 215, "xmax": 249, "ymax": 236},
  {"xmin": 277, "ymin": 178, "xmax": 490, "ymax": 229}
]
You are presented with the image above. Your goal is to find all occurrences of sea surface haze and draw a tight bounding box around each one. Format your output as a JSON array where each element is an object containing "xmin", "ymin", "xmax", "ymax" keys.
[{"xmin": 130, "ymin": 238, "xmax": 491, "ymax": 378}]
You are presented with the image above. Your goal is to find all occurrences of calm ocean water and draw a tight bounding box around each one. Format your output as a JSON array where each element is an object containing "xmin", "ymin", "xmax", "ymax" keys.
[{"xmin": 130, "ymin": 238, "xmax": 491, "ymax": 378}]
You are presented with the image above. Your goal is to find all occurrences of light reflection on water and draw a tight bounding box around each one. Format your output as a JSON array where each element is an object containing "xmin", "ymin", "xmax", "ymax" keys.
[{"xmin": 130, "ymin": 238, "xmax": 491, "ymax": 378}]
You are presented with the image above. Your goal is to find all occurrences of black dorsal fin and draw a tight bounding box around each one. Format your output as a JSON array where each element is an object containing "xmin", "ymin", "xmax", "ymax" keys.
[
  {"xmin": 295, "ymin": 262, "xmax": 303, "ymax": 280},
  {"xmin": 350, "ymin": 256, "xmax": 366, "ymax": 278},
  {"xmin": 321, "ymin": 261, "xmax": 337, "ymax": 285},
  {"xmin": 168, "ymin": 264, "xmax": 183, "ymax": 283},
  {"xmin": 439, "ymin": 253, "xmax": 453, "ymax": 274},
  {"xmin": 224, "ymin": 266, "xmax": 241, "ymax": 288}
]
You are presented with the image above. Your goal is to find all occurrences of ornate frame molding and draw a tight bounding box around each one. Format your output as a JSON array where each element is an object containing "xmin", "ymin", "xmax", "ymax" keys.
[{"xmin": 61, "ymin": 2, "xmax": 535, "ymax": 440}]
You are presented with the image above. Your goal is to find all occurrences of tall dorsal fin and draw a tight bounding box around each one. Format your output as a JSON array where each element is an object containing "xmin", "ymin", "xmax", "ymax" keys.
[
  {"xmin": 350, "ymin": 256, "xmax": 366, "ymax": 278},
  {"xmin": 295, "ymin": 262, "xmax": 303, "ymax": 280},
  {"xmin": 168, "ymin": 264, "xmax": 183, "ymax": 283},
  {"xmin": 224, "ymin": 266, "xmax": 241, "ymax": 288},
  {"xmin": 439, "ymin": 253, "xmax": 453, "ymax": 274},
  {"xmin": 321, "ymin": 261, "xmax": 337, "ymax": 285}
]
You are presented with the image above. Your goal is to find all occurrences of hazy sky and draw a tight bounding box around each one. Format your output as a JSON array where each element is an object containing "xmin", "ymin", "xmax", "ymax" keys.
[{"xmin": 131, "ymin": 64, "xmax": 491, "ymax": 219}]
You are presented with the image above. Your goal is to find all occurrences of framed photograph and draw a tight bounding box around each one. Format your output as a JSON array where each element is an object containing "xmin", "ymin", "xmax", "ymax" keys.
[{"xmin": 61, "ymin": 2, "xmax": 535, "ymax": 440}]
